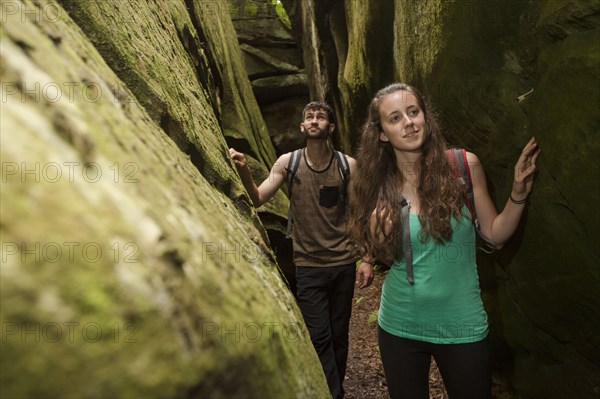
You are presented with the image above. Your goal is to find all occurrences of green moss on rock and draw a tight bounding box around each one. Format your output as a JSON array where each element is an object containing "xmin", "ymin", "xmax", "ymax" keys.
[
  {"xmin": 0, "ymin": 1, "xmax": 328, "ymax": 397},
  {"xmin": 389, "ymin": 1, "xmax": 600, "ymax": 397}
]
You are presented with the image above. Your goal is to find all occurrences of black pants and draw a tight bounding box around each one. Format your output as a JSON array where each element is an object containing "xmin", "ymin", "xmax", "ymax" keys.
[
  {"xmin": 378, "ymin": 326, "xmax": 491, "ymax": 399},
  {"xmin": 296, "ymin": 264, "xmax": 356, "ymax": 399}
]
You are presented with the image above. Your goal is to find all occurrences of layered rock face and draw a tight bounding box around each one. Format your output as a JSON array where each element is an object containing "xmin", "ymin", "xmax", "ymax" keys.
[
  {"xmin": 394, "ymin": 3, "xmax": 600, "ymax": 398},
  {"xmin": 0, "ymin": 0, "xmax": 329, "ymax": 397},
  {"xmin": 226, "ymin": 0, "xmax": 309, "ymax": 293},
  {"xmin": 288, "ymin": 0, "xmax": 599, "ymax": 397},
  {"xmin": 228, "ymin": 0, "xmax": 309, "ymax": 155}
]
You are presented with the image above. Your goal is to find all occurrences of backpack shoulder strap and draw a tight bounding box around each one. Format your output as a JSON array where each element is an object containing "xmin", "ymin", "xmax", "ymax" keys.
[
  {"xmin": 447, "ymin": 148, "xmax": 477, "ymax": 223},
  {"xmin": 446, "ymin": 148, "xmax": 497, "ymax": 251},
  {"xmin": 285, "ymin": 149, "xmax": 302, "ymax": 238},
  {"xmin": 334, "ymin": 151, "xmax": 350, "ymax": 180},
  {"xmin": 286, "ymin": 149, "xmax": 302, "ymax": 195},
  {"xmin": 334, "ymin": 151, "xmax": 350, "ymax": 199},
  {"xmin": 399, "ymin": 195, "xmax": 414, "ymax": 285}
]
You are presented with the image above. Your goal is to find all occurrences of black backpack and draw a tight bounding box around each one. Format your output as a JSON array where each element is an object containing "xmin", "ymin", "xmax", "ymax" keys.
[{"xmin": 284, "ymin": 148, "xmax": 350, "ymax": 238}]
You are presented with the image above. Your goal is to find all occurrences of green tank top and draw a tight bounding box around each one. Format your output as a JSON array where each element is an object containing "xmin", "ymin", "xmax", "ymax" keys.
[{"xmin": 378, "ymin": 208, "xmax": 488, "ymax": 344}]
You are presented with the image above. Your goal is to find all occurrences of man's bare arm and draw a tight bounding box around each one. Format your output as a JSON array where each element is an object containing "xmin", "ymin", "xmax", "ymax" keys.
[{"xmin": 229, "ymin": 149, "xmax": 290, "ymax": 207}]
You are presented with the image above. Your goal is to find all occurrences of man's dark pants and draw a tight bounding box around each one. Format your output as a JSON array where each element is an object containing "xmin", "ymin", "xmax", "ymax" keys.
[{"xmin": 296, "ymin": 263, "xmax": 356, "ymax": 399}]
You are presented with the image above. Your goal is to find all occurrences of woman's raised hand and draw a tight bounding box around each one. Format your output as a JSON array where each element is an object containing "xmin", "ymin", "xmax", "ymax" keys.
[{"xmin": 512, "ymin": 137, "xmax": 541, "ymax": 200}]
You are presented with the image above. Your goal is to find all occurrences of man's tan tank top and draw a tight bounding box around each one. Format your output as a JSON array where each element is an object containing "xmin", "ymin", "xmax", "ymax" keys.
[{"xmin": 290, "ymin": 149, "xmax": 356, "ymax": 267}]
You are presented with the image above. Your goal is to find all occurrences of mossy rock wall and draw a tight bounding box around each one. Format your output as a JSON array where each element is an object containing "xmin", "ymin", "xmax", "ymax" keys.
[
  {"xmin": 228, "ymin": 0, "xmax": 309, "ymax": 155},
  {"xmin": 291, "ymin": 0, "xmax": 599, "ymax": 397},
  {"xmin": 0, "ymin": 0, "xmax": 328, "ymax": 398},
  {"xmin": 392, "ymin": 2, "xmax": 599, "ymax": 398}
]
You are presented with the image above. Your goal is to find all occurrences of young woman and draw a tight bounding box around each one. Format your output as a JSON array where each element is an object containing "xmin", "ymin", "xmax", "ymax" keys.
[{"xmin": 348, "ymin": 83, "xmax": 540, "ymax": 399}]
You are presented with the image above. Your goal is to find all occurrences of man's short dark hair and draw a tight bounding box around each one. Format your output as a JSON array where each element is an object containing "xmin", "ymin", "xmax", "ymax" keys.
[{"xmin": 302, "ymin": 101, "xmax": 336, "ymax": 125}]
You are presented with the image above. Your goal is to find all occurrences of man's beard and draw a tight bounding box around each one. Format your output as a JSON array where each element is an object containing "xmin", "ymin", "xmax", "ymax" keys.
[{"xmin": 305, "ymin": 125, "xmax": 329, "ymax": 140}]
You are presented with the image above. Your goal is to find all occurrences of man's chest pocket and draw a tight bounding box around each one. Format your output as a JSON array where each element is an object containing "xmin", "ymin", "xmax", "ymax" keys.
[{"xmin": 319, "ymin": 186, "xmax": 340, "ymax": 208}]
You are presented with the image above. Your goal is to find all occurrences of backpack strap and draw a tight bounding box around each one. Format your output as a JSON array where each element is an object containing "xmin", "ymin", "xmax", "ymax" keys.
[
  {"xmin": 448, "ymin": 148, "xmax": 477, "ymax": 224},
  {"xmin": 285, "ymin": 149, "xmax": 302, "ymax": 238},
  {"xmin": 334, "ymin": 150, "xmax": 350, "ymax": 201},
  {"xmin": 286, "ymin": 149, "xmax": 302, "ymax": 195},
  {"xmin": 446, "ymin": 148, "xmax": 497, "ymax": 252},
  {"xmin": 399, "ymin": 195, "xmax": 415, "ymax": 284}
]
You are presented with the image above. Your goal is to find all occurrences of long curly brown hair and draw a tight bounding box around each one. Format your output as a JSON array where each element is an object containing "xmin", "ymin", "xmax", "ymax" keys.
[{"xmin": 348, "ymin": 83, "xmax": 464, "ymax": 263}]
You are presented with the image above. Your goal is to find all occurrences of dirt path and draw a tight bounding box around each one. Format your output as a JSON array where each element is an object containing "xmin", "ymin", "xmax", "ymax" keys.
[{"xmin": 344, "ymin": 271, "xmax": 449, "ymax": 399}]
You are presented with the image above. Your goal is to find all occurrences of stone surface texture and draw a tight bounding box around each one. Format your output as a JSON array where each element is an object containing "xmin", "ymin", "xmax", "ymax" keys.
[{"xmin": 0, "ymin": 1, "xmax": 329, "ymax": 397}]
